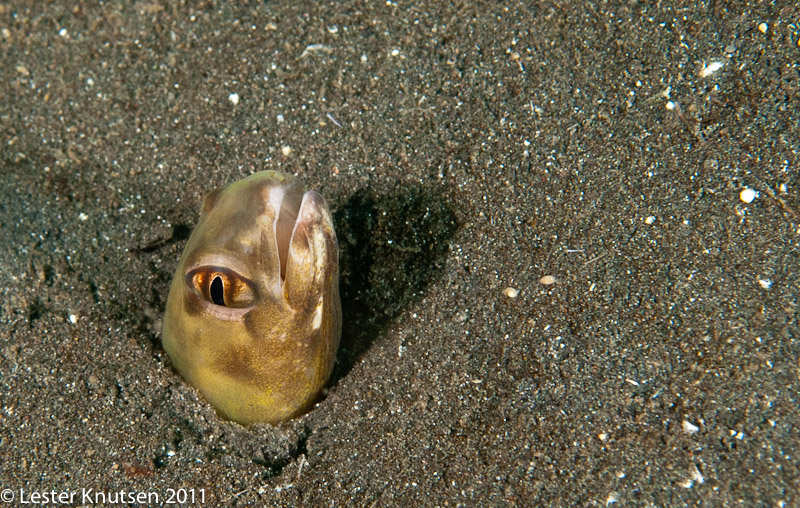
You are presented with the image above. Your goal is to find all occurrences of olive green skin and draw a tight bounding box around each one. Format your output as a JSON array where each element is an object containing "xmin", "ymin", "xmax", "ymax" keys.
[{"xmin": 162, "ymin": 171, "xmax": 341, "ymax": 425}]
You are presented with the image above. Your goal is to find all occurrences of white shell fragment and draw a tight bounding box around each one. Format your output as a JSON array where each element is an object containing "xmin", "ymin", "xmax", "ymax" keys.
[
  {"xmin": 699, "ymin": 61, "xmax": 724, "ymax": 78},
  {"xmin": 503, "ymin": 287, "xmax": 519, "ymax": 298},
  {"xmin": 682, "ymin": 420, "xmax": 700, "ymax": 434},
  {"xmin": 739, "ymin": 188, "xmax": 758, "ymax": 203}
]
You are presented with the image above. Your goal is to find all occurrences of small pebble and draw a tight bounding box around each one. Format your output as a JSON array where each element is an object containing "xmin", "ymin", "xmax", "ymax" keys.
[
  {"xmin": 739, "ymin": 188, "xmax": 757, "ymax": 203},
  {"xmin": 228, "ymin": 92, "xmax": 240, "ymax": 106},
  {"xmin": 503, "ymin": 287, "xmax": 519, "ymax": 298},
  {"xmin": 539, "ymin": 275, "xmax": 557, "ymax": 285},
  {"xmin": 644, "ymin": 216, "xmax": 655, "ymax": 225}
]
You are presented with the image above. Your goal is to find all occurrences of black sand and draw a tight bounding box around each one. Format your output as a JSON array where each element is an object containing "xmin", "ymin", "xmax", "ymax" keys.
[{"xmin": 1, "ymin": 1, "xmax": 798, "ymax": 506}]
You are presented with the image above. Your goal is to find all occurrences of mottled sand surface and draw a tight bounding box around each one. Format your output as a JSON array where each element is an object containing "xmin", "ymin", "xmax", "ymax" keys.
[{"xmin": 1, "ymin": 1, "xmax": 798, "ymax": 506}]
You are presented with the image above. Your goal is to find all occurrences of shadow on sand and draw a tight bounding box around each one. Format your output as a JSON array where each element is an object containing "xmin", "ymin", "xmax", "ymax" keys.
[{"xmin": 331, "ymin": 184, "xmax": 459, "ymax": 384}]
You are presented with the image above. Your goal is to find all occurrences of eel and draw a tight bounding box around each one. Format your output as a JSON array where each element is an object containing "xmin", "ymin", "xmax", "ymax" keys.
[{"xmin": 162, "ymin": 171, "xmax": 341, "ymax": 425}]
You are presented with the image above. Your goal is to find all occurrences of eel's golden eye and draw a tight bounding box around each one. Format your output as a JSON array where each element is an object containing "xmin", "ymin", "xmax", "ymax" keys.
[{"xmin": 186, "ymin": 267, "xmax": 255, "ymax": 308}]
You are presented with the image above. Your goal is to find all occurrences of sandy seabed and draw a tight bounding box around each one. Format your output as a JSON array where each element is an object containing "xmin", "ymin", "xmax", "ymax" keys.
[{"xmin": 1, "ymin": 1, "xmax": 798, "ymax": 506}]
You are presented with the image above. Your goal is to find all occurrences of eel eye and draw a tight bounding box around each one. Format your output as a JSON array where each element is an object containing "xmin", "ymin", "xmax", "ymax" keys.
[{"xmin": 186, "ymin": 267, "xmax": 255, "ymax": 308}]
